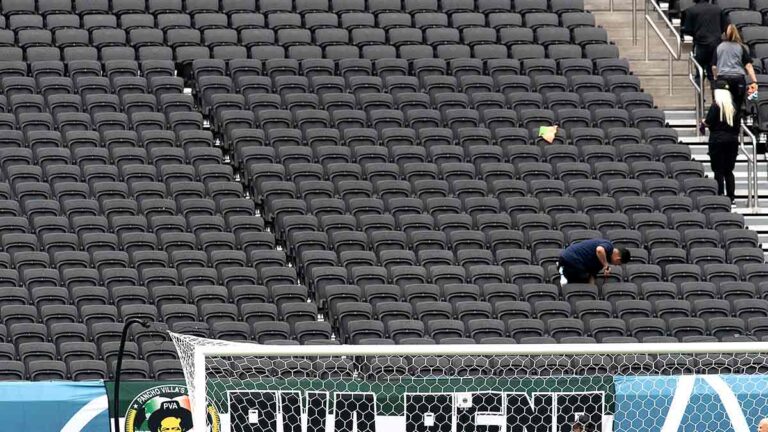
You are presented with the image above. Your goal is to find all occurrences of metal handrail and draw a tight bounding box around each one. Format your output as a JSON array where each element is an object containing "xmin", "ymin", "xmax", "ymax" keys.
[
  {"xmin": 644, "ymin": 0, "xmax": 682, "ymax": 94},
  {"xmin": 645, "ymin": 16, "xmax": 679, "ymax": 58},
  {"xmin": 688, "ymin": 52, "xmax": 705, "ymax": 134},
  {"xmin": 646, "ymin": 0, "xmax": 681, "ymax": 53},
  {"xmin": 740, "ymin": 123, "xmax": 759, "ymax": 211},
  {"xmin": 644, "ymin": 16, "xmax": 679, "ymax": 94},
  {"xmin": 632, "ymin": 0, "xmax": 637, "ymax": 44},
  {"xmin": 609, "ymin": 0, "xmax": 638, "ymax": 43}
]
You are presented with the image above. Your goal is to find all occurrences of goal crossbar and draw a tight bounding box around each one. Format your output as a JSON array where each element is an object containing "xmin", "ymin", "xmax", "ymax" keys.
[
  {"xmin": 187, "ymin": 340, "xmax": 768, "ymax": 357},
  {"xmin": 170, "ymin": 332, "xmax": 768, "ymax": 432}
]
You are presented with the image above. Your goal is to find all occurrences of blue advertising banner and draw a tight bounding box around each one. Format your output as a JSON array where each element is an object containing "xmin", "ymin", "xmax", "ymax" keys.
[
  {"xmin": 615, "ymin": 375, "xmax": 768, "ymax": 432},
  {"xmin": 0, "ymin": 381, "xmax": 109, "ymax": 431}
]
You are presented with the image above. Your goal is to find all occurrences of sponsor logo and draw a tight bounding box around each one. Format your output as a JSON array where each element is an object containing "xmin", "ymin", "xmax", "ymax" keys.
[{"xmin": 125, "ymin": 384, "xmax": 221, "ymax": 432}]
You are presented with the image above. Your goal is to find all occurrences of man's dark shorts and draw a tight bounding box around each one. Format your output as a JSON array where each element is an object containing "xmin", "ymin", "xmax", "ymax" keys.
[{"xmin": 558, "ymin": 258, "xmax": 591, "ymax": 284}]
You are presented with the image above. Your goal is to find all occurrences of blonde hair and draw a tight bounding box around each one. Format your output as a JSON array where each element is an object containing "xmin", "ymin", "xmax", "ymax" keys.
[
  {"xmin": 724, "ymin": 24, "xmax": 744, "ymax": 44},
  {"xmin": 714, "ymin": 87, "xmax": 736, "ymax": 127}
]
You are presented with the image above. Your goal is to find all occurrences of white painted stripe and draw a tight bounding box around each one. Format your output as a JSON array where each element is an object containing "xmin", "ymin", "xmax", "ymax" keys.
[
  {"xmin": 60, "ymin": 394, "xmax": 109, "ymax": 432},
  {"xmin": 660, "ymin": 375, "xmax": 696, "ymax": 432},
  {"xmin": 476, "ymin": 413, "xmax": 506, "ymax": 426},
  {"xmin": 702, "ymin": 375, "xmax": 750, "ymax": 432},
  {"xmin": 376, "ymin": 415, "xmax": 405, "ymax": 432},
  {"xmin": 603, "ymin": 414, "xmax": 614, "ymax": 432}
]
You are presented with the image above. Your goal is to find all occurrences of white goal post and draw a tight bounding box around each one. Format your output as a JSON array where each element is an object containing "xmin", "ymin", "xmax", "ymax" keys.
[{"xmin": 170, "ymin": 333, "xmax": 768, "ymax": 432}]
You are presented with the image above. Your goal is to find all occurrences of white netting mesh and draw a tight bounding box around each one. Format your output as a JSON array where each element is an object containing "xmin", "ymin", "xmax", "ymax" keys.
[{"xmin": 170, "ymin": 333, "xmax": 768, "ymax": 432}]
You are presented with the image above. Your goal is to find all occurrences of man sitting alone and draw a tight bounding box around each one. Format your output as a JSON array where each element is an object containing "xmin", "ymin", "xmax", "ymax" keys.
[{"xmin": 558, "ymin": 239, "xmax": 631, "ymax": 286}]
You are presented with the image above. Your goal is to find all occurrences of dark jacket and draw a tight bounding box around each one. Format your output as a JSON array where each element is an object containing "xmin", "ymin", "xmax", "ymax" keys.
[
  {"xmin": 682, "ymin": 2, "xmax": 725, "ymax": 46},
  {"xmin": 706, "ymin": 103, "xmax": 740, "ymax": 172},
  {"xmin": 706, "ymin": 103, "xmax": 739, "ymax": 143}
]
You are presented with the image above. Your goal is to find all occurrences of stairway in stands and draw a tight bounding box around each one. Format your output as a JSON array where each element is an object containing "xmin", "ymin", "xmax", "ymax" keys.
[
  {"xmin": 590, "ymin": 0, "xmax": 768, "ymax": 252},
  {"xmin": 586, "ymin": 0, "xmax": 693, "ymax": 108},
  {"xmin": 667, "ymin": 111, "xmax": 768, "ymax": 253}
]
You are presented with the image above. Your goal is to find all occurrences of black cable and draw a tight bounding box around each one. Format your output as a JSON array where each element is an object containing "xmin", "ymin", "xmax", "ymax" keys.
[{"xmin": 112, "ymin": 319, "xmax": 151, "ymax": 432}]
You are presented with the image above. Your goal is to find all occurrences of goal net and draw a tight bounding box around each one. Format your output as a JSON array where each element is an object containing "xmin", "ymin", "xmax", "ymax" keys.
[{"xmin": 170, "ymin": 333, "xmax": 768, "ymax": 432}]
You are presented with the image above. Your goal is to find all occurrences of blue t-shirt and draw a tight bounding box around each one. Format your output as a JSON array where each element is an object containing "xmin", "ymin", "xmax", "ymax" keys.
[{"xmin": 560, "ymin": 239, "xmax": 614, "ymax": 276}]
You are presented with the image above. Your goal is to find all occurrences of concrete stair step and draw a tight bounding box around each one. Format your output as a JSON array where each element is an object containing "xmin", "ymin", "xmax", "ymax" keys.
[
  {"xmin": 640, "ymin": 77, "xmax": 697, "ymax": 109},
  {"xmin": 646, "ymin": 88, "xmax": 696, "ymax": 109},
  {"xmin": 678, "ymin": 131, "xmax": 705, "ymax": 141},
  {"xmin": 605, "ymin": 36, "xmax": 688, "ymax": 52},
  {"xmin": 585, "ymin": 0, "xmax": 636, "ymax": 11},
  {"xmin": 745, "ymin": 215, "xmax": 768, "ymax": 226},
  {"xmin": 599, "ymin": 23, "xmax": 685, "ymax": 42},
  {"xmin": 591, "ymin": 11, "xmax": 643, "ymax": 29},
  {"xmin": 743, "ymin": 217, "xmax": 768, "ymax": 251},
  {"xmin": 628, "ymin": 60, "xmax": 690, "ymax": 76},
  {"xmin": 696, "ymin": 157, "xmax": 757, "ymax": 169},
  {"xmin": 636, "ymin": 74, "xmax": 695, "ymax": 89},
  {"xmin": 664, "ymin": 109, "xmax": 696, "ymax": 120}
]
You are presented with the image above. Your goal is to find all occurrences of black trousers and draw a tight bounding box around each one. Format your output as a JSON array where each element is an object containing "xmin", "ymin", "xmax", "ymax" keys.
[
  {"xmin": 709, "ymin": 140, "xmax": 739, "ymax": 201},
  {"xmin": 720, "ymin": 74, "xmax": 747, "ymax": 111},
  {"xmin": 694, "ymin": 43, "xmax": 718, "ymax": 83},
  {"xmin": 558, "ymin": 258, "xmax": 591, "ymax": 284},
  {"xmin": 714, "ymin": 171, "xmax": 736, "ymax": 202}
]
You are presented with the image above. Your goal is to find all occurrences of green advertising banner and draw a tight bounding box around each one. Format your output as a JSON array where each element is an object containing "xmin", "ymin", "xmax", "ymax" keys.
[
  {"xmin": 207, "ymin": 375, "xmax": 615, "ymax": 416},
  {"xmin": 107, "ymin": 376, "xmax": 614, "ymax": 432},
  {"xmin": 105, "ymin": 380, "xmax": 219, "ymax": 432},
  {"xmin": 106, "ymin": 380, "xmax": 186, "ymax": 420}
]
